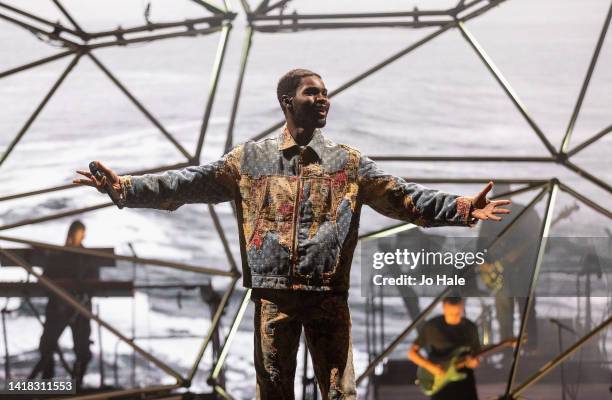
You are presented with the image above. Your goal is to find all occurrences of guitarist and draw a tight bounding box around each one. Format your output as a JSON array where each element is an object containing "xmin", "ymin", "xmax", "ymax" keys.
[{"xmin": 408, "ymin": 296, "xmax": 481, "ymax": 400}]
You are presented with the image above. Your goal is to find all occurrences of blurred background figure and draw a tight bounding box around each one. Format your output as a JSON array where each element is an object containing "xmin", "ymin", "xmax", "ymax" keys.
[
  {"xmin": 477, "ymin": 184, "xmax": 541, "ymax": 358},
  {"xmin": 28, "ymin": 220, "xmax": 95, "ymax": 390}
]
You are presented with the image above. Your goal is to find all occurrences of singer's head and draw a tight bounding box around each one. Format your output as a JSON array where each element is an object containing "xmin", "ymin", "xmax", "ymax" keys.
[{"xmin": 277, "ymin": 68, "xmax": 330, "ymax": 130}]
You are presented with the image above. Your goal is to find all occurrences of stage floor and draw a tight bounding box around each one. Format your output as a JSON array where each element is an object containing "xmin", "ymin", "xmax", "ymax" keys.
[{"xmin": 372, "ymin": 383, "xmax": 611, "ymax": 400}]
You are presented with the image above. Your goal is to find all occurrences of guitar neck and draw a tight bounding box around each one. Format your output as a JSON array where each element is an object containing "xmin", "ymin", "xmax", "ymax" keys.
[
  {"xmin": 475, "ymin": 342, "xmax": 510, "ymax": 358},
  {"xmin": 455, "ymin": 340, "xmax": 514, "ymax": 369}
]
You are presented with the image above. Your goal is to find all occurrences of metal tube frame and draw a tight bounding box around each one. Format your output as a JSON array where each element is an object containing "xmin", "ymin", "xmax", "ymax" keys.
[
  {"xmin": 457, "ymin": 21, "xmax": 556, "ymax": 156},
  {"xmin": 0, "ymin": 52, "xmax": 82, "ymax": 166},
  {"xmin": 0, "ymin": 241, "xmax": 243, "ymax": 398},
  {"xmin": 2, "ymin": 0, "xmax": 610, "ymax": 398},
  {"xmin": 504, "ymin": 182, "xmax": 558, "ymax": 395},
  {"xmin": 355, "ymin": 183, "xmax": 550, "ymax": 385},
  {"xmin": 0, "ymin": 49, "xmax": 75, "ymax": 79},
  {"xmin": 216, "ymin": 0, "xmax": 610, "ymax": 396},
  {"xmin": 559, "ymin": 1, "xmax": 612, "ymax": 154},
  {"xmin": 231, "ymin": 0, "xmax": 611, "ymax": 198},
  {"xmin": 0, "ymin": 0, "xmax": 240, "ymax": 399},
  {"xmin": 0, "ymin": 234, "xmax": 236, "ymax": 277},
  {"xmin": 0, "ymin": 162, "xmax": 191, "ymax": 202},
  {"xmin": 51, "ymin": 0, "xmax": 84, "ymax": 35},
  {"xmin": 15, "ymin": 288, "xmax": 75, "ymax": 376},
  {"xmin": 86, "ymin": 52, "xmax": 192, "ymax": 160},
  {"xmin": 224, "ymin": 25, "xmax": 253, "ymax": 152},
  {"xmin": 208, "ymin": 289, "xmax": 252, "ymax": 388},
  {"xmin": 0, "ymin": 248, "xmax": 185, "ymax": 382},
  {"xmin": 195, "ymin": 23, "xmax": 232, "ymax": 162},
  {"xmin": 54, "ymin": 383, "xmax": 182, "ymax": 400},
  {"xmin": 0, "ymin": 4, "xmax": 241, "ymax": 397},
  {"xmin": 0, "ymin": 1, "xmax": 236, "ymax": 175},
  {"xmin": 0, "ymin": 26, "xmax": 240, "ymax": 394},
  {"xmin": 509, "ymin": 316, "xmax": 612, "ymax": 399},
  {"xmin": 186, "ymin": 277, "xmax": 239, "ymax": 384},
  {"xmin": 208, "ymin": 204, "xmax": 240, "ymax": 273}
]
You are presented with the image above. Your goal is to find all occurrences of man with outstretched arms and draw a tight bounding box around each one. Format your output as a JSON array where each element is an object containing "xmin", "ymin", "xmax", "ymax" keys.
[{"xmin": 74, "ymin": 68, "xmax": 510, "ymax": 400}]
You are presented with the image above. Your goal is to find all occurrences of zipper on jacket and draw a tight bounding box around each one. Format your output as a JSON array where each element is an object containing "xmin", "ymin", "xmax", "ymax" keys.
[{"xmin": 289, "ymin": 151, "xmax": 304, "ymax": 283}]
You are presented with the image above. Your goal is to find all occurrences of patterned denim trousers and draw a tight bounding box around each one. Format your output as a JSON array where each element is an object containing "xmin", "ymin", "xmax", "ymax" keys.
[{"xmin": 251, "ymin": 289, "xmax": 357, "ymax": 400}]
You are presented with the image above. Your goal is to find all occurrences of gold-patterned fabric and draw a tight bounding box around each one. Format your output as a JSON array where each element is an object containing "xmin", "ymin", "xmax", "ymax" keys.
[
  {"xmin": 118, "ymin": 125, "xmax": 475, "ymax": 292},
  {"xmin": 252, "ymin": 289, "xmax": 356, "ymax": 400}
]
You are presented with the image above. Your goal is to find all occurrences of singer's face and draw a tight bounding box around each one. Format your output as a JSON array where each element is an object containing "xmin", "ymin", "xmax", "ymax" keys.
[{"xmin": 289, "ymin": 76, "xmax": 330, "ymax": 129}]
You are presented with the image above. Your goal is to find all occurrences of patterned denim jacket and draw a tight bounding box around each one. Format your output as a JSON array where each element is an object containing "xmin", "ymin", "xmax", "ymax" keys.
[{"xmin": 117, "ymin": 126, "xmax": 475, "ymax": 292}]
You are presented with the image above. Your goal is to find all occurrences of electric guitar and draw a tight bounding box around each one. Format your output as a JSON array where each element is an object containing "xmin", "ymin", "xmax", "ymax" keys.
[{"xmin": 415, "ymin": 338, "xmax": 517, "ymax": 396}]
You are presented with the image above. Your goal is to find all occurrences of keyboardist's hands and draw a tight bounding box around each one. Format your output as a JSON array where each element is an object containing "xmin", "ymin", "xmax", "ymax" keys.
[{"xmin": 73, "ymin": 161, "xmax": 121, "ymax": 194}]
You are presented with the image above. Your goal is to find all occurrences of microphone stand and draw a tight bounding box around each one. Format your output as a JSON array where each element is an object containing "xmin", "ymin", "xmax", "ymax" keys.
[{"xmin": 550, "ymin": 318, "xmax": 576, "ymax": 400}]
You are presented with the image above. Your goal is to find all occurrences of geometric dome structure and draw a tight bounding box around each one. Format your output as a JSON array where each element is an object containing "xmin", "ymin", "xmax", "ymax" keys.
[{"xmin": 0, "ymin": 0, "xmax": 610, "ymax": 399}]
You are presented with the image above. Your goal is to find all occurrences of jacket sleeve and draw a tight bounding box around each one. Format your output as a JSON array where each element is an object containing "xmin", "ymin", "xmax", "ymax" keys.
[
  {"xmin": 115, "ymin": 144, "xmax": 242, "ymax": 211},
  {"xmin": 357, "ymin": 154, "xmax": 475, "ymax": 227}
]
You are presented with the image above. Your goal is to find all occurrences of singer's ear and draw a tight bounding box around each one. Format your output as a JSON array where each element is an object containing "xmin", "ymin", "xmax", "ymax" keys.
[{"xmin": 281, "ymin": 95, "xmax": 293, "ymax": 112}]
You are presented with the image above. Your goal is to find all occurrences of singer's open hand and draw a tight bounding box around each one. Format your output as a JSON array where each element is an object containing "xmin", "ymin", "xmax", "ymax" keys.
[
  {"xmin": 73, "ymin": 161, "xmax": 121, "ymax": 194},
  {"xmin": 468, "ymin": 181, "xmax": 512, "ymax": 222}
]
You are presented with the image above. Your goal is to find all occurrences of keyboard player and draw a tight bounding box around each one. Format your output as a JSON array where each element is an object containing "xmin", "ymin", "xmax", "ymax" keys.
[{"xmin": 28, "ymin": 220, "xmax": 95, "ymax": 390}]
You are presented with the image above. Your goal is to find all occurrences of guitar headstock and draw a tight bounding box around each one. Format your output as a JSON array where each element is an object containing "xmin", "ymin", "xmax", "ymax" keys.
[{"xmin": 506, "ymin": 335, "xmax": 528, "ymax": 348}]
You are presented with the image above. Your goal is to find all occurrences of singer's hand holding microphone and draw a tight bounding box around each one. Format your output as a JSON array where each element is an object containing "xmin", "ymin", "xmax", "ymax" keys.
[{"xmin": 73, "ymin": 161, "xmax": 123, "ymax": 206}]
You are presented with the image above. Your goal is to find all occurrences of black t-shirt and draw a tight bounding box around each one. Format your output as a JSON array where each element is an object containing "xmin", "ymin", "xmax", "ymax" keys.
[
  {"xmin": 415, "ymin": 315, "xmax": 481, "ymax": 400},
  {"xmin": 415, "ymin": 315, "xmax": 480, "ymax": 362},
  {"xmin": 42, "ymin": 246, "xmax": 99, "ymax": 282},
  {"xmin": 42, "ymin": 246, "xmax": 98, "ymax": 302}
]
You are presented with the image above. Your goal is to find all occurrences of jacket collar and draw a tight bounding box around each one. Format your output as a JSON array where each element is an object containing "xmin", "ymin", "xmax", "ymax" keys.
[{"xmin": 278, "ymin": 124, "xmax": 325, "ymax": 159}]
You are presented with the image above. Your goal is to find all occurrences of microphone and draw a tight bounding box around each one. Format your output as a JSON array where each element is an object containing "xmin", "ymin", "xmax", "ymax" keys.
[
  {"xmin": 89, "ymin": 161, "xmax": 123, "ymax": 207},
  {"xmin": 127, "ymin": 242, "xmax": 137, "ymax": 257}
]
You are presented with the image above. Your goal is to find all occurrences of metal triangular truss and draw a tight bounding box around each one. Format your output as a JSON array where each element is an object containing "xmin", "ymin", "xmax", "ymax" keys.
[
  {"xmin": 0, "ymin": 0, "xmax": 235, "ymax": 171},
  {"xmin": 218, "ymin": 0, "xmax": 612, "ymax": 399},
  {"xmin": 1, "ymin": 0, "xmax": 611, "ymax": 399},
  {"xmin": 0, "ymin": 1, "xmax": 245, "ymax": 399}
]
